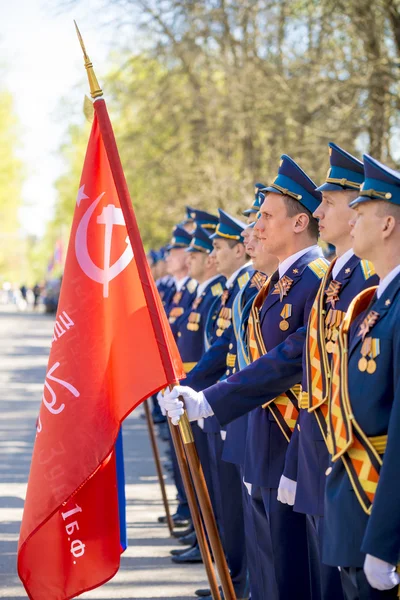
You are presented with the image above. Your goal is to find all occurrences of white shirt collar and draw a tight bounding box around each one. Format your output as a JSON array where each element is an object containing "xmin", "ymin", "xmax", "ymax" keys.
[
  {"xmin": 278, "ymin": 245, "xmax": 318, "ymax": 279},
  {"xmin": 377, "ymin": 265, "xmax": 400, "ymax": 298},
  {"xmin": 174, "ymin": 275, "xmax": 190, "ymax": 292},
  {"xmin": 225, "ymin": 262, "xmax": 252, "ymax": 289},
  {"xmin": 332, "ymin": 249, "xmax": 354, "ymax": 280},
  {"xmin": 196, "ymin": 275, "xmax": 221, "ymax": 298}
]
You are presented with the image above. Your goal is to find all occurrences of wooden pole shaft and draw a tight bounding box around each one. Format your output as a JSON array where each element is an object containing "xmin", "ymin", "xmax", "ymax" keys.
[
  {"xmin": 178, "ymin": 413, "xmax": 236, "ymax": 600},
  {"xmin": 168, "ymin": 421, "xmax": 220, "ymax": 600},
  {"xmin": 143, "ymin": 399, "xmax": 174, "ymax": 534}
]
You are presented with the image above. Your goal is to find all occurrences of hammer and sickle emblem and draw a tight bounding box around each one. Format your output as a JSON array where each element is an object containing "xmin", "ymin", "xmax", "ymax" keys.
[{"xmin": 75, "ymin": 192, "xmax": 134, "ymax": 297}]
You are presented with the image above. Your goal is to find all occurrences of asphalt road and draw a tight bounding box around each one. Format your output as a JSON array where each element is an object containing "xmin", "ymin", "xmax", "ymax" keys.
[{"xmin": 0, "ymin": 305, "xmax": 208, "ymax": 599}]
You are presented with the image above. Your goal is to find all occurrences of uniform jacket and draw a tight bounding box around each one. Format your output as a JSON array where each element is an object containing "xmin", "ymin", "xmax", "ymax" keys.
[
  {"xmin": 284, "ymin": 255, "xmax": 378, "ymax": 516},
  {"xmin": 185, "ymin": 265, "xmax": 253, "ymax": 433},
  {"xmin": 324, "ymin": 272, "xmax": 400, "ymax": 567},
  {"xmin": 175, "ymin": 276, "xmax": 225, "ymax": 370},
  {"xmin": 157, "ymin": 275, "xmax": 175, "ymax": 306},
  {"xmin": 222, "ymin": 272, "xmax": 266, "ymax": 466},
  {"xmin": 165, "ymin": 278, "xmax": 198, "ymax": 339},
  {"xmin": 204, "ymin": 247, "xmax": 328, "ymax": 487}
]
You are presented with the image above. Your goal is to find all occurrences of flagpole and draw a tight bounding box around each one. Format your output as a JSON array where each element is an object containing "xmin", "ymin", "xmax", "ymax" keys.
[
  {"xmin": 74, "ymin": 23, "xmax": 234, "ymax": 600},
  {"xmin": 143, "ymin": 399, "xmax": 174, "ymax": 534},
  {"xmin": 168, "ymin": 420, "xmax": 220, "ymax": 600}
]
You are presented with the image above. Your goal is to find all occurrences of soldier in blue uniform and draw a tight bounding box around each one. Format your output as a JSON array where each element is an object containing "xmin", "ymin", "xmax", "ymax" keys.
[
  {"xmin": 170, "ymin": 209, "xmax": 253, "ymax": 597},
  {"xmin": 242, "ymin": 183, "xmax": 266, "ymax": 223},
  {"xmin": 180, "ymin": 206, "xmax": 219, "ymax": 234},
  {"xmin": 322, "ymin": 154, "xmax": 400, "ymax": 599},
  {"xmin": 159, "ymin": 225, "xmax": 198, "ymax": 527},
  {"xmin": 163, "ymin": 155, "xmax": 328, "ymax": 599},
  {"xmin": 279, "ymin": 143, "xmax": 378, "ymax": 600},
  {"xmin": 167, "ymin": 225, "xmax": 226, "ymax": 562},
  {"xmin": 221, "ymin": 218, "xmax": 278, "ymax": 600},
  {"xmin": 164, "ymin": 225, "xmax": 198, "ymax": 327},
  {"xmin": 154, "ymin": 247, "xmax": 175, "ymax": 306}
]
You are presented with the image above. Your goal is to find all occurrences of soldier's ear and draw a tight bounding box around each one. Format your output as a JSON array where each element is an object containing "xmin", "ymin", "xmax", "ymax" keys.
[
  {"xmin": 293, "ymin": 212, "xmax": 309, "ymax": 234},
  {"xmin": 382, "ymin": 215, "xmax": 396, "ymax": 238}
]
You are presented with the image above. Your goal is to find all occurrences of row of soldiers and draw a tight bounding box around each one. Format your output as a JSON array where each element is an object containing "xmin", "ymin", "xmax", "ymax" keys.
[{"xmin": 150, "ymin": 144, "xmax": 400, "ymax": 600}]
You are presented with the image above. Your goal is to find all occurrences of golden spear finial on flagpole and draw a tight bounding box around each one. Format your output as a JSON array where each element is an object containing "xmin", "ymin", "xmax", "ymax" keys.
[{"xmin": 74, "ymin": 20, "xmax": 103, "ymax": 99}]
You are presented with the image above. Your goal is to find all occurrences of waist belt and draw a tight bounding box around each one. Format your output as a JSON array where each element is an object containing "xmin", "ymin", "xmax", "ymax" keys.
[
  {"xmin": 366, "ymin": 434, "xmax": 387, "ymax": 454},
  {"xmin": 262, "ymin": 384, "xmax": 302, "ymax": 443},
  {"xmin": 226, "ymin": 352, "xmax": 236, "ymax": 367},
  {"xmin": 299, "ymin": 390, "xmax": 309, "ymax": 409}
]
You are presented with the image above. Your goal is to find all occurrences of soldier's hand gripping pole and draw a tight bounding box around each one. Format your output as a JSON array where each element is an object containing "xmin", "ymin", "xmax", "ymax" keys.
[{"xmin": 143, "ymin": 399, "xmax": 174, "ymax": 534}]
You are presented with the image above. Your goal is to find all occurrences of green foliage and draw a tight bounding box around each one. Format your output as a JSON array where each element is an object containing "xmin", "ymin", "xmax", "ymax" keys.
[
  {"xmin": 0, "ymin": 90, "xmax": 25, "ymax": 283},
  {"xmin": 50, "ymin": 0, "xmax": 400, "ymax": 251}
]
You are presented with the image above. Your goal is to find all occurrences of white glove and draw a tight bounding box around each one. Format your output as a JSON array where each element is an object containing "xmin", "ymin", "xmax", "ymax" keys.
[
  {"xmin": 156, "ymin": 390, "xmax": 166, "ymax": 416},
  {"xmin": 197, "ymin": 418, "xmax": 205, "ymax": 429},
  {"xmin": 220, "ymin": 430, "xmax": 227, "ymax": 441},
  {"xmin": 243, "ymin": 480, "xmax": 252, "ymax": 496},
  {"xmin": 277, "ymin": 475, "xmax": 297, "ymax": 506},
  {"xmin": 162, "ymin": 385, "xmax": 214, "ymax": 425},
  {"xmin": 364, "ymin": 554, "xmax": 400, "ymax": 591}
]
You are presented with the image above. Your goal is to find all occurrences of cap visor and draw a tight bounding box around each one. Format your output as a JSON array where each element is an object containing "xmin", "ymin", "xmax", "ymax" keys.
[
  {"xmin": 262, "ymin": 185, "xmax": 283, "ymax": 195},
  {"xmin": 348, "ymin": 196, "xmax": 372, "ymax": 208},
  {"xmin": 316, "ymin": 182, "xmax": 347, "ymax": 192}
]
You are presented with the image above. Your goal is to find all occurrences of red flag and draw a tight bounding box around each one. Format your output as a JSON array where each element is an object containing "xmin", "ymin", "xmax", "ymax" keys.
[{"xmin": 18, "ymin": 99, "xmax": 184, "ymax": 600}]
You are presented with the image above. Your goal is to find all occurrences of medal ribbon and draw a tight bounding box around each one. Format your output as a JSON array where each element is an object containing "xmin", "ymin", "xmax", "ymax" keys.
[
  {"xmin": 325, "ymin": 279, "xmax": 342, "ymax": 308},
  {"xmin": 328, "ymin": 286, "xmax": 384, "ymax": 515},
  {"xmin": 248, "ymin": 277, "xmax": 300, "ymax": 442},
  {"xmin": 272, "ymin": 275, "xmax": 293, "ymax": 302}
]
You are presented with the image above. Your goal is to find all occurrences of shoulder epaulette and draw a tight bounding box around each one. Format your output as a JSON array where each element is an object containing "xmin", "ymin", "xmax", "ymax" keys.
[
  {"xmin": 187, "ymin": 279, "xmax": 197, "ymax": 294},
  {"xmin": 307, "ymin": 257, "xmax": 329, "ymax": 279},
  {"xmin": 211, "ymin": 282, "xmax": 224, "ymax": 297},
  {"xmin": 238, "ymin": 272, "xmax": 251, "ymax": 289},
  {"xmin": 250, "ymin": 271, "xmax": 268, "ymax": 290},
  {"xmin": 360, "ymin": 259, "xmax": 376, "ymax": 280}
]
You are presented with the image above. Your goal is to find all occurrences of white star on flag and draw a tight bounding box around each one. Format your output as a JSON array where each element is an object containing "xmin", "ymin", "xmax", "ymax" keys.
[{"xmin": 77, "ymin": 185, "xmax": 89, "ymax": 206}]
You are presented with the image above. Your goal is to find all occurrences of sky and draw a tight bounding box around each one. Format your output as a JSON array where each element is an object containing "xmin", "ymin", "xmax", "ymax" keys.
[{"xmin": 0, "ymin": 0, "xmax": 114, "ymax": 237}]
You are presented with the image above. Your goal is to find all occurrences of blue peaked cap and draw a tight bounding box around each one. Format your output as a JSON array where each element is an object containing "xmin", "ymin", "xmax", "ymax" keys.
[
  {"xmin": 211, "ymin": 209, "xmax": 246, "ymax": 242},
  {"xmin": 180, "ymin": 206, "xmax": 196, "ymax": 226},
  {"xmin": 158, "ymin": 246, "xmax": 168, "ymax": 260},
  {"xmin": 349, "ymin": 154, "xmax": 400, "ymax": 208},
  {"xmin": 186, "ymin": 225, "xmax": 214, "ymax": 254},
  {"xmin": 262, "ymin": 155, "xmax": 321, "ymax": 213},
  {"xmin": 317, "ymin": 143, "xmax": 364, "ymax": 192},
  {"xmin": 166, "ymin": 225, "xmax": 192, "ymax": 250},
  {"xmin": 186, "ymin": 207, "xmax": 219, "ymax": 231},
  {"xmin": 148, "ymin": 249, "xmax": 160, "ymax": 264},
  {"xmin": 243, "ymin": 183, "xmax": 267, "ymax": 216}
]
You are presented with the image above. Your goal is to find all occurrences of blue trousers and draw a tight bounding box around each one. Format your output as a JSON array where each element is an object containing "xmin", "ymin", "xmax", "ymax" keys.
[
  {"xmin": 251, "ymin": 485, "xmax": 312, "ymax": 599},
  {"xmin": 307, "ymin": 514, "xmax": 345, "ymax": 600},
  {"xmin": 207, "ymin": 433, "xmax": 248, "ymax": 598}
]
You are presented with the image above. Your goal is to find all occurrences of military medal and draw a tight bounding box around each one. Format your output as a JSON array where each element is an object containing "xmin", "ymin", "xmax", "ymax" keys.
[
  {"xmin": 325, "ymin": 309, "xmax": 344, "ymax": 353},
  {"xmin": 367, "ymin": 338, "xmax": 380, "ymax": 374},
  {"xmin": 187, "ymin": 311, "xmax": 201, "ymax": 331},
  {"xmin": 358, "ymin": 356, "xmax": 368, "ymax": 372},
  {"xmin": 220, "ymin": 289, "xmax": 229, "ymax": 306},
  {"xmin": 325, "ymin": 279, "xmax": 342, "ymax": 308},
  {"xmin": 358, "ymin": 337, "xmax": 379, "ymax": 373},
  {"xmin": 191, "ymin": 296, "xmax": 203, "ymax": 310},
  {"xmin": 272, "ymin": 275, "xmax": 293, "ymax": 302},
  {"xmin": 172, "ymin": 291, "xmax": 182, "ymax": 305},
  {"xmin": 216, "ymin": 306, "xmax": 232, "ymax": 336},
  {"xmin": 279, "ymin": 304, "xmax": 292, "ymax": 331}
]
